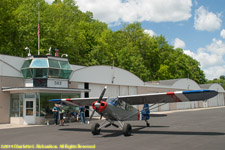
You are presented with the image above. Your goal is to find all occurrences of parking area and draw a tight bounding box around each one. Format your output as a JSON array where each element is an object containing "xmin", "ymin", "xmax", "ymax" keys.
[{"xmin": 0, "ymin": 107, "xmax": 224, "ymax": 150}]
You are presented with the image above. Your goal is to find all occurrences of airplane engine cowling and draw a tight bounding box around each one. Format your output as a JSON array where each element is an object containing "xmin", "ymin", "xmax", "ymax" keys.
[{"xmin": 92, "ymin": 101, "xmax": 107, "ymax": 112}]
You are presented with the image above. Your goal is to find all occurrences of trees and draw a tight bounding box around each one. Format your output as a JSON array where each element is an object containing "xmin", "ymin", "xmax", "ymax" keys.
[
  {"xmin": 113, "ymin": 23, "xmax": 206, "ymax": 83},
  {"xmin": 0, "ymin": 0, "xmax": 207, "ymax": 83},
  {"xmin": 207, "ymin": 77, "xmax": 225, "ymax": 89},
  {"xmin": 207, "ymin": 75, "xmax": 225, "ymax": 89},
  {"xmin": 0, "ymin": 0, "xmax": 22, "ymax": 55}
]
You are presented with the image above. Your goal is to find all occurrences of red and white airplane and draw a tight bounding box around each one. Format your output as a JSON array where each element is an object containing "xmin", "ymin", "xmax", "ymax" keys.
[{"xmin": 49, "ymin": 86, "xmax": 218, "ymax": 136}]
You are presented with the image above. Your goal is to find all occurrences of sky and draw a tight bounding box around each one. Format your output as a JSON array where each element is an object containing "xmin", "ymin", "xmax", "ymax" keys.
[{"xmin": 46, "ymin": 0, "xmax": 225, "ymax": 80}]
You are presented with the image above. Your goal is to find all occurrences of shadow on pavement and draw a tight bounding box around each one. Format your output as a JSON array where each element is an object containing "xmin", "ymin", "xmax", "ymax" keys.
[{"xmin": 59, "ymin": 125, "xmax": 224, "ymax": 137}]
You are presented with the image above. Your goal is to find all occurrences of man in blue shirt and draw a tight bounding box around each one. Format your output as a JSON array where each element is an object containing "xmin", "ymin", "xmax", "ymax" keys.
[
  {"xmin": 52, "ymin": 104, "xmax": 59, "ymax": 125},
  {"xmin": 79, "ymin": 106, "xmax": 86, "ymax": 124}
]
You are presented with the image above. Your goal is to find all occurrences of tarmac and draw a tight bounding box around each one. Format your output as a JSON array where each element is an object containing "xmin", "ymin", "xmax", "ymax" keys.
[
  {"xmin": 0, "ymin": 106, "xmax": 224, "ymax": 130},
  {"xmin": 0, "ymin": 106, "xmax": 224, "ymax": 150}
]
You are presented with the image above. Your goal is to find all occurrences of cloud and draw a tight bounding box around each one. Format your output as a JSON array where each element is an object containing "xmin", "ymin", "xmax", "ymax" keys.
[
  {"xmin": 144, "ymin": 29, "xmax": 156, "ymax": 36},
  {"xmin": 76, "ymin": 0, "xmax": 192, "ymax": 25},
  {"xmin": 204, "ymin": 66, "xmax": 225, "ymax": 80},
  {"xmin": 184, "ymin": 38, "xmax": 225, "ymax": 80},
  {"xmin": 194, "ymin": 6, "xmax": 222, "ymax": 32},
  {"xmin": 205, "ymin": 38, "xmax": 225, "ymax": 55},
  {"xmin": 184, "ymin": 49, "xmax": 223, "ymax": 68},
  {"xmin": 194, "ymin": 0, "xmax": 198, "ymax": 6},
  {"xmin": 45, "ymin": 0, "xmax": 53, "ymax": 4},
  {"xmin": 174, "ymin": 38, "xmax": 186, "ymax": 49},
  {"xmin": 221, "ymin": 29, "xmax": 225, "ymax": 39}
]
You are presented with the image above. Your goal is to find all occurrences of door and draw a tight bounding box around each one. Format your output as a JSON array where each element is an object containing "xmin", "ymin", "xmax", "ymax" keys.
[{"xmin": 23, "ymin": 94, "xmax": 36, "ymax": 124}]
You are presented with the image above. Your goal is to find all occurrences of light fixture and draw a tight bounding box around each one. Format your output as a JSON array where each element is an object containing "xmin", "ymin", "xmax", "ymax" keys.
[
  {"xmin": 61, "ymin": 54, "xmax": 68, "ymax": 57},
  {"xmin": 25, "ymin": 47, "xmax": 31, "ymax": 56}
]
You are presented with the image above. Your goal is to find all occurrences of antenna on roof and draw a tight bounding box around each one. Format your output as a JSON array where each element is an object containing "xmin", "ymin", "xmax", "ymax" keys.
[
  {"xmin": 46, "ymin": 47, "xmax": 52, "ymax": 56},
  {"xmin": 112, "ymin": 58, "xmax": 115, "ymax": 84}
]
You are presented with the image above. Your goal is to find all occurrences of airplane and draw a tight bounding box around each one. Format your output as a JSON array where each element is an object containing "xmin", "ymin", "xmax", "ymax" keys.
[{"xmin": 49, "ymin": 86, "xmax": 218, "ymax": 136}]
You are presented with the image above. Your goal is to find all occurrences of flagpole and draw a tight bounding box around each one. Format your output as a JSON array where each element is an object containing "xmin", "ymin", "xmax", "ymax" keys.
[{"xmin": 38, "ymin": 10, "xmax": 40, "ymax": 55}]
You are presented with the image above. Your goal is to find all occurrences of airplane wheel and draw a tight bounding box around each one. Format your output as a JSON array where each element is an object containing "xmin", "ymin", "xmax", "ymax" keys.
[
  {"xmin": 123, "ymin": 123, "xmax": 132, "ymax": 136},
  {"xmin": 91, "ymin": 123, "xmax": 101, "ymax": 135},
  {"xmin": 147, "ymin": 123, "xmax": 150, "ymax": 127}
]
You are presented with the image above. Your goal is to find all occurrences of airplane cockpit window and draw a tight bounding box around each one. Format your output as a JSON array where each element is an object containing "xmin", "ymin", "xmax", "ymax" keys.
[
  {"xmin": 108, "ymin": 98, "xmax": 133, "ymax": 110},
  {"xmin": 108, "ymin": 98, "xmax": 119, "ymax": 106},
  {"xmin": 117, "ymin": 100, "xmax": 133, "ymax": 110},
  {"xmin": 117, "ymin": 100, "xmax": 125, "ymax": 109}
]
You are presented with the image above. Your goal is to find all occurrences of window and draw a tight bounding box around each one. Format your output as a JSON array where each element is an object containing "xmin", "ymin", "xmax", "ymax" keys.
[
  {"xmin": 59, "ymin": 70, "xmax": 72, "ymax": 79},
  {"xmin": 30, "ymin": 59, "xmax": 48, "ymax": 68},
  {"xmin": 49, "ymin": 59, "xmax": 60, "ymax": 68},
  {"xmin": 39, "ymin": 93, "xmax": 80, "ymax": 116},
  {"xmin": 32, "ymin": 68, "xmax": 48, "ymax": 78},
  {"xmin": 10, "ymin": 94, "xmax": 23, "ymax": 117},
  {"xmin": 11, "ymin": 97, "xmax": 19, "ymax": 117},
  {"xmin": 59, "ymin": 61, "xmax": 71, "ymax": 69},
  {"xmin": 21, "ymin": 69, "xmax": 32, "ymax": 79},
  {"xmin": 21, "ymin": 59, "xmax": 32, "ymax": 69},
  {"xmin": 33, "ymin": 79, "xmax": 47, "ymax": 87},
  {"xmin": 20, "ymin": 58, "xmax": 72, "ymax": 79},
  {"xmin": 40, "ymin": 93, "xmax": 61, "ymax": 116},
  {"xmin": 26, "ymin": 101, "xmax": 33, "ymax": 116},
  {"xmin": 48, "ymin": 69, "xmax": 60, "ymax": 77}
]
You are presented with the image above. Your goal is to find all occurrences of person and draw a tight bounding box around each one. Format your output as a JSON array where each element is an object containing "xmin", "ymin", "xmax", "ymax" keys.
[
  {"xmin": 79, "ymin": 106, "xmax": 86, "ymax": 124},
  {"xmin": 71, "ymin": 109, "xmax": 78, "ymax": 122},
  {"xmin": 45, "ymin": 106, "xmax": 50, "ymax": 114},
  {"xmin": 59, "ymin": 109, "xmax": 65, "ymax": 126},
  {"xmin": 141, "ymin": 104, "xmax": 150, "ymax": 120},
  {"xmin": 52, "ymin": 104, "xmax": 59, "ymax": 125}
]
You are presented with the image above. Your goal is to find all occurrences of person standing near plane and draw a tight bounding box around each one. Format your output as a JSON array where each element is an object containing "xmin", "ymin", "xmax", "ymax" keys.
[
  {"xmin": 79, "ymin": 106, "xmax": 86, "ymax": 124},
  {"xmin": 52, "ymin": 104, "xmax": 59, "ymax": 125},
  {"xmin": 59, "ymin": 109, "xmax": 65, "ymax": 126}
]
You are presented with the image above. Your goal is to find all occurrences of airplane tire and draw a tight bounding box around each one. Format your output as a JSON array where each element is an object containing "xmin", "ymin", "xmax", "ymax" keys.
[
  {"xmin": 91, "ymin": 123, "xmax": 101, "ymax": 135},
  {"xmin": 147, "ymin": 123, "xmax": 150, "ymax": 127},
  {"xmin": 123, "ymin": 123, "xmax": 132, "ymax": 136}
]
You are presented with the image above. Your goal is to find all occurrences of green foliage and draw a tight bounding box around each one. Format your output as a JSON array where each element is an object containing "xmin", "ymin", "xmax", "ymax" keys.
[
  {"xmin": 207, "ymin": 76, "xmax": 225, "ymax": 89},
  {"xmin": 0, "ymin": 0, "xmax": 208, "ymax": 83}
]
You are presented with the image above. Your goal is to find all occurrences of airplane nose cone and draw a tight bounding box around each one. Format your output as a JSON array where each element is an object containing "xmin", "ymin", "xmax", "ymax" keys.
[{"xmin": 92, "ymin": 101, "xmax": 107, "ymax": 112}]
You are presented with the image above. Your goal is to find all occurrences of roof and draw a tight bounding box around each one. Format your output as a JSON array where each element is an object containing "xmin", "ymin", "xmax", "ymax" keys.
[
  {"xmin": 70, "ymin": 65, "xmax": 144, "ymax": 86},
  {"xmin": 145, "ymin": 78, "xmax": 201, "ymax": 90},
  {"xmin": 0, "ymin": 54, "xmax": 24, "ymax": 78},
  {"xmin": 2, "ymin": 87, "xmax": 90, "ymax": 94},
  {"xmin": 200, "ymin": 83, "xmax": 225, "ymax": 92}
]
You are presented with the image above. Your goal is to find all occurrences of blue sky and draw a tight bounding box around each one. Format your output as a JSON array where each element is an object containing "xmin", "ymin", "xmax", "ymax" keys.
[{"xmin": 46, "ymin": 0, "xmax": 225, "ymax": 80}]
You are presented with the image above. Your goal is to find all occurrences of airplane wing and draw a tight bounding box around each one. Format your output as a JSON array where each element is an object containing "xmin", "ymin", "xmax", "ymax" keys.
[
  {"xmin": 49, "ymin": 97, "xmax": 108, "ymax": 106},
  {"xmin": 49, "ymin": 90, "xmax": 217, "ymax": 106},
  {"xmin": 117, "ymin": 90, "xmax": 218, "ymax": 105}
]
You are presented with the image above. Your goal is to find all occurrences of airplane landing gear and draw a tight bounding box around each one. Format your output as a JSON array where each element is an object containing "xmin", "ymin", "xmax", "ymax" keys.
[
  {"xmin": 145, "ymin": 120, "xmax": 150, "ymax": 127},
  {"xmin": 91, "ymin": 123, "xmax": 101, "ymax": 135},
  {"xmin": 123, "ymin": 123, "xmax": 132, "ymax": 136},
  {"xmin": 91, "ymin": 120, "xmax": 133, "ymax": 136}
]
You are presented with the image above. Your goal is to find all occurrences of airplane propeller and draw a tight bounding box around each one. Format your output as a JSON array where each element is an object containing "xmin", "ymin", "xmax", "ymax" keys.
[{"xmin": 88, "ymin": 86, "xmax": 107, "ymax": 124}]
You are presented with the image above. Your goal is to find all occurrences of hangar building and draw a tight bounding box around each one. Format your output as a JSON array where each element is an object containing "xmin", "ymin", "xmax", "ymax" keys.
[{"xmin": 0, "ymin": 54, "xmax": 224, "ymax": 124}]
